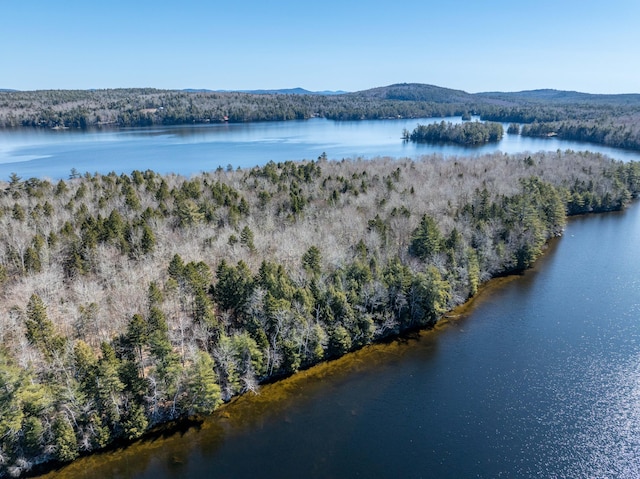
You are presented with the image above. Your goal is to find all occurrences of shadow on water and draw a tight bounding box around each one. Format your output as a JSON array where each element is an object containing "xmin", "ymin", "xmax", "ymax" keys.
[
  {"xmin": 40, "ymin": 210, "xmax": 620, "ymax": 479},
  {"xmin": 34, "ymin": 262, "xmax": 539, "ymax": 479}
]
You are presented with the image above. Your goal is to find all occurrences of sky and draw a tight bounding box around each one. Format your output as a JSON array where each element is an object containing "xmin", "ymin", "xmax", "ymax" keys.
[{"xmin": 2, "ymin": 0, "xmax": 639, "ymax": 94}]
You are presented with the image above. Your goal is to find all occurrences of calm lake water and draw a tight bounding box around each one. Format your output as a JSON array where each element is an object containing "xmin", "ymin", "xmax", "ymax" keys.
[
  {"xmin": 1, "ymin": 117, "xmax": 640, "ymax": 181},
  {"xmin": 39, "ymin": 203, "xmax": 640, "ymax": 478}
]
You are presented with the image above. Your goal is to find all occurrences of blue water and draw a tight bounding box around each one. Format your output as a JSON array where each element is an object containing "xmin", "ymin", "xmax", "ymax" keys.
[{"xmin": 1, "ymin": 117, "xmax": 639, "ymax": 180}]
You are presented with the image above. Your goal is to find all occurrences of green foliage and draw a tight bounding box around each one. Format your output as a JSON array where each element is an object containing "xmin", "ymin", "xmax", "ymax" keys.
[
  {"xmin": 328, "ymin": 325, "xmax": 352, "ymax": 357},
  {"xmin": 186, "ymin": 351, "xmax": 222, "ymax": 415},
  {"xmin": 302, "ymin": 246, "xmax": 322, "ymax": 276},
  {"xmin": 240, "ymin": 225, "xmax": 256, "ymax": 252},
  {"xmin": 0, "ymin": 350, "xmax": 25, "ymax": 442},
  {"xmin": 25, "ymin": 294, "xmax": 66, "ymax": 360},
  {"xmin": 167, "ymin": 253, "xmax": 185, "ymax": 280},
  {"xmin": 52, "ymin": 415, "xmax": 79, "ymax": 462},
  {"xmin": 140, "ymin": 223, "xmax": 156, "ymax": 255},
  {"xmin": 257, "ymin": 260, "xmax": 295, "ymax": 300},
  {"xmin": 12, "ymin": 203, "xmax": 25, "ymax": 221},
  {"xmin": 408, "ymin": 267, "xmax": 451, "ymax": 327},
  {"xmin": 177, "ymin": 199, "xmax": 204, "ymax": 227},
  {"xmin": 213, "ymin": 260, "xmax": 255, "ymax": 321},
  {"xmin": 24, "ymin": 246, "xmax": 42, "ymax": 273},
  {"xmin": 148, "ymin": 281, "xmax": 163, "ymax": 307},
  {"xmin": 122, "ymin": 402, "xmax": 148, "ymax": 440},
  {"xmin": 95, "ymin": 343, "xmax": 125, "ymax": 428},
  {"xmin": 410, "ymin": 121, "xmax": 503, "ymax": 145},
  {"xmin": 409, "ymin": 214, "xmax": 443, "ymax": 260}
]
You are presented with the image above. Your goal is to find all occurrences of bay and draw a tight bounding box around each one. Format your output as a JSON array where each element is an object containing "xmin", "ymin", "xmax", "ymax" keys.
[{"xmin": 1, "ymin": 117, "xmax": 640, "ymax": 181}]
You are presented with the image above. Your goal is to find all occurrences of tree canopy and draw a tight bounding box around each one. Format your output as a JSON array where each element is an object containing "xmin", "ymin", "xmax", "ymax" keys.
[{"xmin": 0, "ymin": 152, "xmax": 637, "ymax": 476}]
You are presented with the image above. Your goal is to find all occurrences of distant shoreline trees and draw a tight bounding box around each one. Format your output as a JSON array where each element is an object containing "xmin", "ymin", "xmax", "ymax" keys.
[
  {"xmin": 408, "ymin": 121, "xmax": 503, "ymax": 145},
  {"xmin": 519, "ymin": 119, "xmax": 640, "ymax": 151},
  {"xmin": 2, "ymin": 85, "xmax": 640, "ymax": 150}
]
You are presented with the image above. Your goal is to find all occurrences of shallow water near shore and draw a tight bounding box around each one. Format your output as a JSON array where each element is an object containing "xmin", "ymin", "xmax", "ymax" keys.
[{"xmin": 37, "ymin": 202, "xmax": 640, "ymax": 478}]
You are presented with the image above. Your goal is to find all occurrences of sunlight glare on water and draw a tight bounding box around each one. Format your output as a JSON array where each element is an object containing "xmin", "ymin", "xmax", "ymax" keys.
[{"xmin": 564, "ymin": 353, "xmax": 640, "ymax": 478}]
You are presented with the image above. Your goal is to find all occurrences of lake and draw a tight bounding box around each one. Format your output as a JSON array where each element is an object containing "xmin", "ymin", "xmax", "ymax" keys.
[
  {"xmin": 38, "ymin": 202, "xmax": 640, "ymax": 478},
  {"xmin": 1, "ymin": 117, "xmax": 640, "ymax": 181}
]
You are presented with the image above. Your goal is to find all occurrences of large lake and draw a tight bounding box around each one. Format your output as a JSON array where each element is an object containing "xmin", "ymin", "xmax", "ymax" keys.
[
  {"xmin": 1, "ymin": 117, "xmax": 640, "ymax": 180},
  {"xmin": 40, "ymin": 199, "xmax": 640, "ymax": 479}
]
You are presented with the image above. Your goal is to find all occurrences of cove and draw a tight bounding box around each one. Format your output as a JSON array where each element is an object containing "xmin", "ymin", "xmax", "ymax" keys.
[{"xmin": 36, "ymin": 202, "xmax": 640, "ymax": 478}]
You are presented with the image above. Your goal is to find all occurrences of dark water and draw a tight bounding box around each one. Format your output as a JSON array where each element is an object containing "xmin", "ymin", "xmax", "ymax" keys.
[
  {"xmin": 42, "ymin": 203, "xmax": 640, "ymax": 478},
  {"xmin": 2, "ymin": 117, "xmax": 640, "ymax": 180}
]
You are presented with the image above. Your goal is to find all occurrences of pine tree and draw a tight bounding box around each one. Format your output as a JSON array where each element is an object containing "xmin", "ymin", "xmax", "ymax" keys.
[
  {"xmin": 186, "ymin": 351, "xmax": 222, "ymax": 415},
  {"xmin": 25, "ymin": 294, "xmax": 65, "ymax": 360},
  {"xmin": 240, "ymin": 225, "xmax": 256, "ymax": 252},
  {"xmin": 409, "ymin": 214, "xmax": 443, "ymax": 261},
  {"xmin": 52, "ymin": 415, "xmax": 79, "ymax": 462}
]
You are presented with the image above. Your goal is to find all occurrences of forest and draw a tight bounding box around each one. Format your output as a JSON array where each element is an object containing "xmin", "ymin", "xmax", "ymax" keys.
[
  {"xmin": 408, "ymin": 120, "xmax": 503, "ymax": 145},
  {"xmin": 0, "ymin": 150, "xmax": 639, "ymax": 477},
  {"xmin": 1, "ymin": 83, "xmax": 640, "ymax": 150}
]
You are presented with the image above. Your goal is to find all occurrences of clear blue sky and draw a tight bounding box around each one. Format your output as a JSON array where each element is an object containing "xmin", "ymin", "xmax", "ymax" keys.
[{"xmin": 2, "ymin": 0, "xmax": 639, "ymax": 94}]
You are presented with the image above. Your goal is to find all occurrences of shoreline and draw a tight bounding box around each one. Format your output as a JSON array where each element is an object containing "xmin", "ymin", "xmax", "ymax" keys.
[
  {"xmin": 5, "ymin": 158, "xmax": 637, "ymax": 479},
  {"xmin": 25, "ymin": 240, "xmax": 559, "ymax": 479}
]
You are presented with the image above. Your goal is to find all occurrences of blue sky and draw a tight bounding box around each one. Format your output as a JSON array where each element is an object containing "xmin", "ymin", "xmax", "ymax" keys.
[{"xmin": 2, "ymin": 0, "xmax": 639, "ymax": 94}]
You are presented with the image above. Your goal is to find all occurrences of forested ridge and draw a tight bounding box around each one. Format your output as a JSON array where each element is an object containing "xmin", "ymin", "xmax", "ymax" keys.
[
  {"xmin": 0, "ymin": 151, "xmax": 639, "ymax": 477},
  {"xmin": 2, "ymin": 83, "xmax": 640, "ymax": 150}
]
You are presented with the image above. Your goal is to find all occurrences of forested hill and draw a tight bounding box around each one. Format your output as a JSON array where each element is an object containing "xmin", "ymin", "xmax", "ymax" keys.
[
  {"xmin": 1, "ymin": 83, "xmax": 640, "ymax": 149},
  {"xmin": 346, "ymin": 83, "xmax": 474, "ymax": 103},
  {"xmin": 0, "ymin": 151, "xmax": 638, "ymax": 477},
  {"xmin": 476, "ymin": 89, "xmax": 640, "ymax": 106}
]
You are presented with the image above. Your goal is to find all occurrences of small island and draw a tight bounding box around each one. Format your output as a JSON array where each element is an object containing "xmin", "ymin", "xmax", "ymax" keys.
[{"xmin": 407, "ymin": 120, "xmax": 504, "ymax": 145}]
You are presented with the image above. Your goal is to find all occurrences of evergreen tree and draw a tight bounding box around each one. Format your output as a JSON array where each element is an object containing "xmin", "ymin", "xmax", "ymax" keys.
[
  {"xmin": 409, "ymin": 214, "xmax": 443, "ymax": 261},
  {"xmin": 52, "ymin": 415, "xmax": 79, "ymax": 462},
  {"xmin": 186, "ymin": 350, "xmax": 222, "ymax": 415},
  {"xmin": 240, "ymin": 225, "xmax": 256, "ymax": 252},
  {"xmin": 121, "ymin": 402, "xmax": 148, "ymax": 440},
  {"xmin": 302, "ymin": 246, "xmax": 322, "ymax": 276},
  {"xmin": 25, "ymin": 294, "xmax": 65, "ymax": 360}
]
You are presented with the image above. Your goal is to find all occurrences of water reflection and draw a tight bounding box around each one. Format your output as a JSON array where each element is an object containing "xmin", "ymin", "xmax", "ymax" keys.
[{"xmin": 2, "ymin": 118, "xmax": 640, "ymax": 180}]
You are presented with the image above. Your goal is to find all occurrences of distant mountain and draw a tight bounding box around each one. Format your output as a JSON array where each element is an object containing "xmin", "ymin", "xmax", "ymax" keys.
[
  {"xmin": 349, "ymin": 83, "xmax": 474, "ymax": 103},
  {"xmin": 207, "ymin": 87, "xmax": 348, "ymax": 96},
  {"xmin": 477, "ymin": 89, "xmax": 640, "ymax": 106},
  {"xmin": 344, "ymin": 83, "xmax": 640, "ymax": 107},
  {"xmin": 0, "ymin": 88, "xmax": 18, "ymax": 92},
  {"xmin": 182, "ymin": 88, "xmax": 214, "ymax": 93}
]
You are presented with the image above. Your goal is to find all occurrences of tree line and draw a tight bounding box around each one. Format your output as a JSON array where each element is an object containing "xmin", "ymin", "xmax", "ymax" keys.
[
  {"xmin": 0, "ymin": 152, "xmax": 638, "ymax": 477},
  {"xmin": 518, "ymin": 118, "xmax": 640, "ymax": 151},
  {"xmin": 2, "ymin": 84, "xmax": 640, "ymax": 150},
  {"xmin": 407, "ymin": 120, "xmax": 503, "ymax": 145},
  {"xmin": 0, "ymin": 89, "xmax": 466, "ymax": 129}
]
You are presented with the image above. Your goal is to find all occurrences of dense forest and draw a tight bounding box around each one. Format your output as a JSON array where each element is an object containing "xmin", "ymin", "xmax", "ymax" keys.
[
  {"xmin": 408, "ymin": 120, "xmax": 503, "ymax": 145},
  {"xmin": 2, "ymin": 83, "xmax": 640, "ymax": 150},
  {"xmin": 0, "ymin": 151, "xmax": 638, "ymax": 477}
]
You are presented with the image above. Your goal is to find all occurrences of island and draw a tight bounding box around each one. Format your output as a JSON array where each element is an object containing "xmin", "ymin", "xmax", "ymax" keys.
[{"xmin": 407, "ymin": 120, "xmax": 503, "ymax": 145}]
